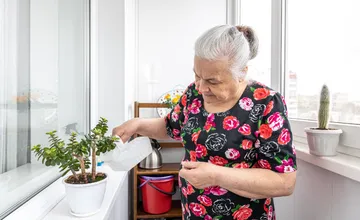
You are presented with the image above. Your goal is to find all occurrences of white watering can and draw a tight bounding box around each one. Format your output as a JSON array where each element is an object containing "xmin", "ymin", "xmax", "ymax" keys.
[{"xmin": 101, "ymin": 136, "xmax": 153, "ymax": 171}]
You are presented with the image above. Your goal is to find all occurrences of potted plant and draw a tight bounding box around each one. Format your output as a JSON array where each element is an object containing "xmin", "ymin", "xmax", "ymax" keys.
[
  {"xmin": 304, "ymin": 85, "xmax": 342, "ymax": 156},
  {"xmin": 31, "ymin": 117, "xmax": 119, "ymax": 217}
]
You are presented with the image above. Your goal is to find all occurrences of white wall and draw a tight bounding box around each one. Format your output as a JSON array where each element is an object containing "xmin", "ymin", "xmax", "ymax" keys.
[
  {"xmin": 136, "ymin": 0, "xmax": 227, "ymax": 106},
  {"xmin": 275, "ymin": 159, "xmax": 360, "ymax": 220},
  {"xmin": 97, "ymin": 0, "xmax": 125, "ymax": 130}
]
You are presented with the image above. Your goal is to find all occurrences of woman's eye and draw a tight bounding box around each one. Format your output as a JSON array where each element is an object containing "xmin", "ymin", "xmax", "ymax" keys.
[{"xmin": 208, "ymin": 80, "xmax": 218, "ymax": 85}]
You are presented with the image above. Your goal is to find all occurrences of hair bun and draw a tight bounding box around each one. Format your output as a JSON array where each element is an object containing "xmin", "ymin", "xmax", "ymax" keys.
[{"xmin": 236, "ymin": 25, "xmax": 259, "ymax": 60}]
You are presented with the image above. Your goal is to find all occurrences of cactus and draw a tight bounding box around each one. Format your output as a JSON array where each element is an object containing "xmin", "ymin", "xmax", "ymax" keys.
[{"xmin": 318, "ymin": 84, "xmax": 330, "ymax": 129}]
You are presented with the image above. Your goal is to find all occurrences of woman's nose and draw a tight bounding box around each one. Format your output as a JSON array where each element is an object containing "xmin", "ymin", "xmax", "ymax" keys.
[{"xmin": 196, "ymin": 80, "xmax": 209, "ymax": 93}]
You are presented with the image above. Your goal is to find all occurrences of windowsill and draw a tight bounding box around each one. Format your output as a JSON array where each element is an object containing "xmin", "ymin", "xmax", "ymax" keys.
[
  {"xmin": 5, "ymin": 143, "xmax": 360, "ymax": 219},
  {"xmin": 0, "ymin": 164, "xmax": 59, "ymax": 218},
  {"xmin": 294, "ymin": 141, "xmax": 360, "ymax": 182},
  {"xmin": 289, "ymin": 119, "xmax": 360, "ymax": 157},
  {"xmin": 4, "ymin": 164, "xmax": 128, "ymax": 220}
]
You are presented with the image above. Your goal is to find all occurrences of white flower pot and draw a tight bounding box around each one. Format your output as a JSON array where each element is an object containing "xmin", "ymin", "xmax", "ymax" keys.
[
  {"xmin": 304, "ymin": 128, "xmax": 342, "ymax": 156},
  {"xmin": 63, "ymin": 174, "xmax": 108, "ymax": 217}
]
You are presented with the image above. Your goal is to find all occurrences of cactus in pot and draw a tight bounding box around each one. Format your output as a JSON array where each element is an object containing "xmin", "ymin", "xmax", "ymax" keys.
[
  {"xmin": 318, "ymin": 84, "xmax": 330, "ymax": 130},
  {"xmin": 304, "ymin": 84, "xmax": 342, "ymax": 156}
]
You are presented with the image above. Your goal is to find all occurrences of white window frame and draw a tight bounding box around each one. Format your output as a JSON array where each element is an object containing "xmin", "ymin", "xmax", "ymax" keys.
[
  {"xmin": 0, "ymin": 2, "xmax": 59, "ymax": 219},
  {"xmin": 272, "ymin": 0, "xmax": 360, "ymax": 158},
  {"xmin": 0, "ymin": 0, "xmax": 91, "ymax": 218},
  {"xmin": 0, "ymin": 0, "xmax": 7, "ymax": 174},
  {"xmin": 236, "ymin": 0, "xmax": 360, "ymax": 158},
  {"xmin": 0, "ymin": 0, "xmax": 18, "ymax": 174}
]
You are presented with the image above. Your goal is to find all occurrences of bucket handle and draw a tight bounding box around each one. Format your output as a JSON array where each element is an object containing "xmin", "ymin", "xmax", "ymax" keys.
[{"xmin": 138, "ymin": 179, "xmax": 176, "ymax": 196}]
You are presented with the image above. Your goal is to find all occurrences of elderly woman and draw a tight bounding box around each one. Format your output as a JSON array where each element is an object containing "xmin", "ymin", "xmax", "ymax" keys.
[{"xmin": 113, "ymin": 25, "xmax": 297, "ymax": 220}]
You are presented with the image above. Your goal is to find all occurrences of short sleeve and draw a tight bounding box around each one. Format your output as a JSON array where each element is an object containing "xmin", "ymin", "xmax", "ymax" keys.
[
  {"xmin": 254, "ymin": 92, "xmax": 297, "ymax": 173},
  {"xmin": 164, "ymin": 85, "xmax": 191, "ymax": 140}
]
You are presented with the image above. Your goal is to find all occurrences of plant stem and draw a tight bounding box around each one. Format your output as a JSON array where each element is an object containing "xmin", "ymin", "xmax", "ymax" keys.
[
  {"xmin": 73, "ymin": 153, "xmax": 88, "ymax": 183},
  {"xmin": 91, "ymin": 143, "xmax": 96, "ymax": 181},
  {"xmin": 79, "ymin": 157, "xmax": 88, "ymax": 184},
  {"xmin": 70, "ymin": 169, "xmax": 79, "ymax": 181},
  {"xmin": 79, "ymin": 157, "xmax": 86, "ymax": 175}
]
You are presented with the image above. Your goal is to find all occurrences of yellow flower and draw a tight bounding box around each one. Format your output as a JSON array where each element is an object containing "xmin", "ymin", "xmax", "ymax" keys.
[
  {"xmin": 164, "ymin": 94, "xmax": 171, "ymax": 100},
  {"xmin": 172, "ymin": 95, "xmax": 181, "ymax": 104}
]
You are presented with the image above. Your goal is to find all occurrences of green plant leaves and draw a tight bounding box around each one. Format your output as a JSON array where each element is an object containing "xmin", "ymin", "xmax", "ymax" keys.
[{"xmin": 30, "ymin": 117, "xmax": 119, "ymax": 179}]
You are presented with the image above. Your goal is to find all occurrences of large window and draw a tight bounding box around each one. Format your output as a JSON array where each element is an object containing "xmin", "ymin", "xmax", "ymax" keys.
[
  {"xmin": 238, "ymin": 0, "xmax": 360, "ymax": 156},
  {"xmin": 286, "ymin": 0, "xmax": 360, "ymax": 125},
  {"xmin": 0, "ymin": 0, "xmax": 89, "ymax": 218},
  {"xmin": 240, "ymin": 0, "xmax": 272, "ymax": 87}
]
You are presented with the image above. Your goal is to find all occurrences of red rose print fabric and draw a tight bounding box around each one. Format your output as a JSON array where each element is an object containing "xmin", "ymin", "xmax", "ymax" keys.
[{"xmin": 165, "ymin": 81, "xmax": 297, "ymax": 219}]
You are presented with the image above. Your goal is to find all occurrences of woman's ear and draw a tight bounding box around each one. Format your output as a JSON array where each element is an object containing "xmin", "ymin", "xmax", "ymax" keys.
[
  {"xmin": 242, "ymin": 66, "xmax": 248, "ymax": 73},
  {"xmin": 238, "ymin": 66, "xmax": 248, "ymax": 82}
]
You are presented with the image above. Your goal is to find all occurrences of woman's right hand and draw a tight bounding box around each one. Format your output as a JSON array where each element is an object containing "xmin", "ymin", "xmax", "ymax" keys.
[{"xmin": 112, "ymin": 118, "xmax": 140, "ymax": 143}]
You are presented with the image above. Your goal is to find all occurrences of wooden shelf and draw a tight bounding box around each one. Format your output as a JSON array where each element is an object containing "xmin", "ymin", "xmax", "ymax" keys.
[
  {"xmin": 137, "ymin": 163, "xmax": 180, "ymax": 175},
  {"xmin": 133, "ymin": 101, "xmax": 183, "ymax": 220},
  {"xmin": 137, "ymin": 103, "xmax": 170, "ymax": 108},
  {"xmin": 158, "ymin": 141, "xmax": 183, "ymax": 149},
  {"xmin": 132, "ymin": 138, "xmax": 183, "ymax": 149},
  {"xmin": 137, "ymin": 200, "xmax": 182, "ymax": 219}
]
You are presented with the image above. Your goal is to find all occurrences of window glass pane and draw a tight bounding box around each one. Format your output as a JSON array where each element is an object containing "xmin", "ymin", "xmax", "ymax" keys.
[
  {"xmin": 240, "ymin": 0, "xmax": 272, "ymax": 86},
  {"xmin": 0, "ymin": 0, "xmax": 89, "ymax": 217},
  {"xmin": 286, "ymin": 0, "xmax": 360, "ymax": 125}
]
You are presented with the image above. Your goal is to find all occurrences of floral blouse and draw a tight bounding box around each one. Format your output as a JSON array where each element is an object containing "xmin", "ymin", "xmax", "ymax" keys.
[{"xmin": 165, "ymin": 81, "xmax": 297, "ymax": 220}]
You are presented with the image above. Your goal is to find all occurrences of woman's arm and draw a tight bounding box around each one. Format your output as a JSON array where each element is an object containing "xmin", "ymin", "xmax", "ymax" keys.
[
  {"xmin": 180, "ymin": 161, "xmax": 295, "ymax": 200},
  {"xmin": 112, "ymin": 117, "xmax": 171, "ymax": 142},
  {"xmin": 213, "ymin": 166, "xmax": 296, "ymax": 199},
  {"xmin": 136, "ymin": 118, "xmax": 171, "ymax": 140},
  {"xmin": 224, "ymin": 188, "xmax": 269, "ymax": 200}
]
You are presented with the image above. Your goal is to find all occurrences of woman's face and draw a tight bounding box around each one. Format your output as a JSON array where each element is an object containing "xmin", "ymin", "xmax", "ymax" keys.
[{"xmin": 193, "ymin": 56, "xmax": 241, "ymax": 104}]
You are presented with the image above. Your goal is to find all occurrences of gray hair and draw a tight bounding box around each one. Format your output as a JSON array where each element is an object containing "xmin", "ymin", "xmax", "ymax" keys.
[{"xmin": 194, "ymin": 25, "xmax": 259, "ymax": 79}]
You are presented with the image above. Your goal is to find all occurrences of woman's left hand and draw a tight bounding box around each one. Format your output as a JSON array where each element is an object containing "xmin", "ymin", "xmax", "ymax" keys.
[{"xmin": 179, "ymin": 161, "xmax": 218, "ymax": 189}]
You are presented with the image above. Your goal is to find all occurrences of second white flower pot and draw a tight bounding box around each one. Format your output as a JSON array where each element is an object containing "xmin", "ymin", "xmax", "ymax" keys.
[{"xmin": 304, "ymin": 128, "xmax": 342, "ymax": 156}]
